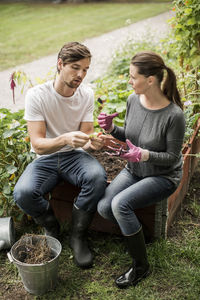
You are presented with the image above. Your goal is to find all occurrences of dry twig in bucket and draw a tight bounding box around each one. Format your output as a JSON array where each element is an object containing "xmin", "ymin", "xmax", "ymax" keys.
[{"xmin": 15, "ymin": 234, "xmax": 54, "ymax": 264}]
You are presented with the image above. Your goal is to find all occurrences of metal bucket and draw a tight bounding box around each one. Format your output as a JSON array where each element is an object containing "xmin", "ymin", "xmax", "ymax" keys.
[
  {"xmin": 8, "ymin": 234, "xmax": 62, "ymax": 295},
  {"xmin": 0, "ymin": 217, "xmax": 15, "ymax": 250}
]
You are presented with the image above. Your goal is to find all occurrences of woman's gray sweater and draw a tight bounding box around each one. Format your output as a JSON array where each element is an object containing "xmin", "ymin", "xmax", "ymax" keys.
[{"xmin": 111, "ymin": 93, "xmax": 186, "ymax": 187}]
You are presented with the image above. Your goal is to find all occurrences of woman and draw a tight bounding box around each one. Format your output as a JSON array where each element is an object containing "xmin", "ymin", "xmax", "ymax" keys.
[{"xmin": 97, "ymin": 51, "xmax": 185, "ymax": 288}]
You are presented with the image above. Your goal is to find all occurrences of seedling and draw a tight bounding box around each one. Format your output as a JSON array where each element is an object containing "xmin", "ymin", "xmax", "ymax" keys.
[{"xmin": 89, "ymin": 132, "xmax": 103, "ymax": 139}]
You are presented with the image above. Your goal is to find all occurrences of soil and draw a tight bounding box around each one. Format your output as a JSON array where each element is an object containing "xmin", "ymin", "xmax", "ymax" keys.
[
  {"xmin": 14, "ymin": 234, "xmax": 54, "ymax": 264},
  {"xmin": 89, "ymin": 149, "xmax": 126, "ymax": 182}
]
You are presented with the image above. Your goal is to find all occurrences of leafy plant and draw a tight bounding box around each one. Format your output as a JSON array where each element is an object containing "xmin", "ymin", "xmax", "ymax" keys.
[
  {"xmin": 94, "ymin": 75, "xmax": 132, "ymax": 129},
  {"xmin": 0, "ymin": 109, "xmax": 35, "ymax": 219},
  {"xmin": 168, "ymin": 0, "xmax": 200, "ymax": 137},
  {"xmin": 170, "ymin": 0, "xmax": 200, "ymax": 69}
]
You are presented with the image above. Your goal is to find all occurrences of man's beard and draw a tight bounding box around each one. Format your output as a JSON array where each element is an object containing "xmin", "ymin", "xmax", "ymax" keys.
[{"xmin": 64, "ymin": 79, "xmax": 81, "ymax": 89}]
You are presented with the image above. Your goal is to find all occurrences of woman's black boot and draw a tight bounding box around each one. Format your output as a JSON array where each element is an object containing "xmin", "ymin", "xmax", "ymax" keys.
[
  {"xmin": 69, "ymin": 205, "xmax": 94, "ymax": 268},
  {"xmin": 115, "ymin": 228, "xmax": 150, "ymax": 288}
]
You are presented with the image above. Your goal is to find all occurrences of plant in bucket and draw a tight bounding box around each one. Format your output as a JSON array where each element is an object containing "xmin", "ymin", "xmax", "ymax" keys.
[{"xmin": 7, "ymin": 234, "xmax": 62, "ymax": 295}]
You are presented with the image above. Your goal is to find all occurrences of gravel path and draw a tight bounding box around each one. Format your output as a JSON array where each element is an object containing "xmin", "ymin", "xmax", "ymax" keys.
[{"xmin": 0, "ymin": 11, "xmax": 173, "ymax": 112}]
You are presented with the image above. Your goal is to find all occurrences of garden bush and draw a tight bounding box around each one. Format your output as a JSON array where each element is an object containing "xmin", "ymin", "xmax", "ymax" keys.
[{"xmin": 0, "ymin": 109, "xmax": 35, "ymax": 219}]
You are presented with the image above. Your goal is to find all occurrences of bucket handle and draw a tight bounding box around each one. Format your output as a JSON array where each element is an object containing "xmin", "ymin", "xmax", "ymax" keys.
[
  {"xmin": 7, "ymin": 251, "xmax": 14, "ymax": 263},
  {"xmin": 0, "ymin": 240, "xmax": 6, "ymax": 251}
]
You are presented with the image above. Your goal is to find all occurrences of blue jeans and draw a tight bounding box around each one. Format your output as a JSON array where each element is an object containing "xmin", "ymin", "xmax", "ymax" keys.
[
  {"xmin": 14, "ymin": 150, "xmax": 107, "ymax": 218},
  {"xmin": 97, "ymin": 167, "xmax": 177, "ymax": 236}
]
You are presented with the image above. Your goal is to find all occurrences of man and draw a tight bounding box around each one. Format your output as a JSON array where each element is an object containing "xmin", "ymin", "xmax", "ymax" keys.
[{"xmin": 14, "ymin": 42, "xmax": 107, "ymax": 268}]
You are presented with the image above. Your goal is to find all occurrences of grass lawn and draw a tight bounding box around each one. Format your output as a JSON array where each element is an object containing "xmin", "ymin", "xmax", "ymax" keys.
[{"xmin": 0, "ymin": 1, "xmax": 171, "ymax": 70}]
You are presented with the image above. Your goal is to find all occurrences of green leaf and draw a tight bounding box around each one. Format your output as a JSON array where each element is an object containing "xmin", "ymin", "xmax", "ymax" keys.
[
  {"xmin": 3, "ymin": 183, "xmax": 11, "ymax": 195},
  {"xmin": 191, "ymin": 55, "xmax": 200, "ymax": 67},
  {"xmin": 5, "ymin": 165, "xmax": 17, "ymax": 174},
  {"xmin": 185, "ymin": 8, "xmax": 192, "ymax": 15},
  {"xmin": 3, "ymin": 129, "xmax": 14, "ymax": 139},
  {"xmin": 187, "ymin": 18, "xmax": 196, "ymax": 25},
  {"xmin": 0, "ymin": 207, "xmax": 4, "ymax": 216},
  {"xmin": 190, "ymin": 46, "xmax": 197, "ymax": 56},
  {"xmin": 175, "ymin": 35, "xmax": 182, "ymax": 41}
]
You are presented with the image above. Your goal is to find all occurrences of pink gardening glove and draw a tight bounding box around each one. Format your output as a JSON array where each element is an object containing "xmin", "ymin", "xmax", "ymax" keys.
[
  {"xmin": 98, "ymin": 112, "xmax": 119, "ymax": 131},
  {"xmin": 120, "ymin": 139, "xmax": 142, "ymax": 162}
]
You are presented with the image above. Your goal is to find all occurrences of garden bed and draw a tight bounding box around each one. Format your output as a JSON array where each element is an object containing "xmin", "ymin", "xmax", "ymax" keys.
[{"xmin": 49, "ymin": 119, "xmax": 200, "ymax": 239}]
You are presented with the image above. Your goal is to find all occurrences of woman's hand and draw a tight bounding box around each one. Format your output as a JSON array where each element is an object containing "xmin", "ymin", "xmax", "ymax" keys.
[
  {"xmin": 89, "ymin": 133, "xmax": 106, "ymax": 150},
  {"xmin": 120, "ymin": 139, "xmax": 142, "ymax": 162},
  {"xmin": 97, "ymin": 112, "xmax": 118, "ymax": 132},
  {"xmin": 105, "ymin": 139, "xmax": 149, "ymax": 162}
]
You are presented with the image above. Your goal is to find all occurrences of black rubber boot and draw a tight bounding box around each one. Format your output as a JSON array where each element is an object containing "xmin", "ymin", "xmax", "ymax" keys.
[
  {"xmin": 115, "ymin": 228, "xmax": 150, "ymax": 288},
  {"xmin": 33, "ymin": 205, "xmax": 60, "ymax": 239},
  {"xmin": 69, "ymin": 205, "xmax": 94, "ymax": 268}
]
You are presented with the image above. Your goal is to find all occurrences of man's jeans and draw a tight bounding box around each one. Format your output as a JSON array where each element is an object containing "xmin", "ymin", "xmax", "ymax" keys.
[
  {"xmin": 14, "ymin": 150, "xmax": 107, "ymax": 218},
  {"xmin": 97, "ymin": 167, "xmax": 177, "ymax": 236}
]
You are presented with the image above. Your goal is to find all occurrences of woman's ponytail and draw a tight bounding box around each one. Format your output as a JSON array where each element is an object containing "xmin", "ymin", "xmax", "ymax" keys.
[{"xmin": 163, "ymin": 66, "xmax": 183, "ymax": 110}]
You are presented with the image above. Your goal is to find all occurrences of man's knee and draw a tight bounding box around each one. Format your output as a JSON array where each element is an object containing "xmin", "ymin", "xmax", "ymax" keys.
[
  {"xmin": 85, "ymin": 166, "xmax": 107, "ymax": 191},
  {"xmin": 13, "ymin": 183, "xmax": 34, "ymax": 209}
]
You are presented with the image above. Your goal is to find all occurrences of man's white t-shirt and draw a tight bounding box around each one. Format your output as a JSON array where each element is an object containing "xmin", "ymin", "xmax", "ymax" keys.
[{"xmin": 24, "ymin": 80, "xmax": 94, "ymax": 153}]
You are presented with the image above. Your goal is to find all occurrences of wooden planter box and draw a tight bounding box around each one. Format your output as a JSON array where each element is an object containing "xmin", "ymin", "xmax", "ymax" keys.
[
  {"xmin": 49, "ymin": 118, "xmax": 200, "ymax": 240},
  {"xmin": 166, "ymin": 117, "xmax": 200, "ymax": 230}
]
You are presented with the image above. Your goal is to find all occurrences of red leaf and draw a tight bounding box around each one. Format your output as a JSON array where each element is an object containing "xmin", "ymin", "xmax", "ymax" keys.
[{"xmin": 10, "ymin": 72, "xmax": 16, "ymax": 104}]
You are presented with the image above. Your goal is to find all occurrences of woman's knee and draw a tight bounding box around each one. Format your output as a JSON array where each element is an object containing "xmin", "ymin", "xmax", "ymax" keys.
[
  {"xmin": 97, "ymin": 198, "xmax": 112, "ymax": 219},
  {"xmin": 111, "ymin": 196, "xmax": 128, "ymax": 219}
]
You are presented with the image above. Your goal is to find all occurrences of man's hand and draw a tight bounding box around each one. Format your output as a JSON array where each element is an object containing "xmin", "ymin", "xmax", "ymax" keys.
[
  {"xmin": 66, "ymin": 131, "xmax": 90, "ymax": 148},
  {"xmin": 88, "ymin": 132, "xmax": 106, "ymax": 150}
]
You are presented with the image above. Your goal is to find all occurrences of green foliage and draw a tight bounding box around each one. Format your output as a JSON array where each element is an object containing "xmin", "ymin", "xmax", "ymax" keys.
[
  {"xmin": 166, "ymin": 0, "xmax": 200, "ymax": 138},
  {"xmin": 94, "ymin": 75, "xmax": 132, "ymax": 128},
  {"xmin": 0, "ymin": 109, "xmax": 35, "ymax": 220},
  {"xmin": 170, "ymin": 0, "xmax": 200, "ymax": 68}
]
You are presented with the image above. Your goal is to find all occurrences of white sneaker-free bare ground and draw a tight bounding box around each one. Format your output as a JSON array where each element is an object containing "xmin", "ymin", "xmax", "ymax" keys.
[{"xmin": 0, "ymin": 11, "xmax": 173, "ymax": 112}]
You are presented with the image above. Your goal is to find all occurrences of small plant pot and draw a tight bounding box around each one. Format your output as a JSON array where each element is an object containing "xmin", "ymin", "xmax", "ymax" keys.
[{"xmin": 7, "ymin": 234, "xmax": 62, "ymax": 295}]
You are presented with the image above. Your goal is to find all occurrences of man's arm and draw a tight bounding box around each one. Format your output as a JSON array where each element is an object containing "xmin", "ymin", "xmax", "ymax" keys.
[
  {"xmin": 27, "ymin": 121, "xmax": 90, "ymax": 155},
  {"xmin": 80, "ymin": 121, "xmax": 94, "ymax": 135}
]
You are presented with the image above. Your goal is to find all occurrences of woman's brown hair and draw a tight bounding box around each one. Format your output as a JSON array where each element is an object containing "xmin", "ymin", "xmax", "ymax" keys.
[{"xmin": 131, "ymin": 51, "xmax": 183, "ymax": 109}]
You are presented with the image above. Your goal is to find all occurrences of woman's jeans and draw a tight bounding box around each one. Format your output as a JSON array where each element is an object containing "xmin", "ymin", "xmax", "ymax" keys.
[
  {"xmin": 97, "ymin": 167, "xmax": 177, "ymax": 236},
  {"xmin": 14, "ymin": 150, "xmax": 107, "ymax": 218}
]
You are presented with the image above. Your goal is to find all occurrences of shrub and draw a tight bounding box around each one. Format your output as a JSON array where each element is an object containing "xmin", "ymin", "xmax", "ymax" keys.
[{"xmin": 0, "ymin": 109, "xmax": 35, "ymax": 220}]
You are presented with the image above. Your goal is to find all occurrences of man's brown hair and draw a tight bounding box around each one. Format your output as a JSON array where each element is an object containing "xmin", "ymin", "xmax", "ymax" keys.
[{"xmin": 57, "ymin": 42, "xmax": 91, "ymax": 73}]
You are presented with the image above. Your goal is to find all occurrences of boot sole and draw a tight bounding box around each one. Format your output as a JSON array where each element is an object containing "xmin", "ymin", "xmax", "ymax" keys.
[
  {"xmin": 116, "ymin": 267, "xmax": 151, "ymax": 289},
  {"xmin": 73, "ymin": 257, "xmax": 93, "ymax": 269}
]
